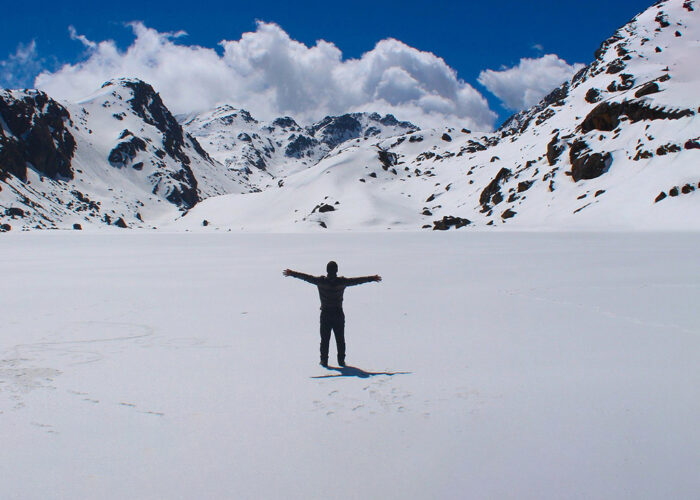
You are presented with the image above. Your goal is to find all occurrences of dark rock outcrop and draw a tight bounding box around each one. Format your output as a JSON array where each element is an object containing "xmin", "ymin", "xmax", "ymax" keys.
[
  {"xmin": 569, "ymin": 140, "xmax": 612, "ymax": 182},
  {"xmin": 635, "ymin": 82, "xmax": 660, "ymax": 98},
  {"xmin": 108, "ymin": 133, "xmax": 148, "ymax": 168},
  {"xmin": 585, "ymin": 88, "xmax": 601, "ymax": 103},
  {"xmin": 378, "ymin": 150, "xmax": 398, "ymax": 171},
  {"xmin": 310, "ymin": 114, "xmax": 362, "ymax": 149},
  {"xmin": 547, "ymin": 135, "xmax": 565, "ymax": 166},
  {"xmin": 432, "ymin": 216, "xmax": 471, "ymax": 230},
  {"xmin": 581, "ymin": 100, "xmax": 694, "ymax": 132},
  {"xmin": 285, "ymin": 135, "xmax": 319, "ymax": 158},
  {"xmin": 479, "ymin": 168, "xmax": 512, "ymax": 211},
  {"xmin": 0, "ymin": 90, "xmax": 76, "ymax": 182}
]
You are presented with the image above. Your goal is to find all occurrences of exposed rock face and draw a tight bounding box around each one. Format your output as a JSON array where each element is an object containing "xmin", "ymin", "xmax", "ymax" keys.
[
  {"xmin": 546, "ymin": 135, "xmax": 565, "ymax": 166},
  {"xmin": 634, "ymin": 81, "xmax": 661, "ymax": 98},
  {"xmin": 378, "ymin": 150, "xmax": 398, "ymax": 170},
  {"xmin": 569, "ymin": 140, "xmax": 613, "ymax": 182},
  {"xmin": 108, "ymin": 132, "xmax": 148, "ymax": 168},
  {"xmin": 0, "ymin": 90, "xmax": 76, "ymax": 181},
  {"xmin": 480, "ymin": 168, "xmax": 512, "ymax": 211},
  {"xmin": 581, "ymin": 100, "xmax": 694, "ymax": 132},
  {"xmin": 285, "ymin": 135, "xmax": 319, "ymax": 158},
  {"xmin": 310, "ymin": 114, "xmax": 362, "ymax": 149}
]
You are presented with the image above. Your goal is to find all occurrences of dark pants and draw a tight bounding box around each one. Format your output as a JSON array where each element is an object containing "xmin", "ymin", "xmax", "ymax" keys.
[{"xmin": 320, "ymin": 309, "xmax": 345, "ymax": 365}]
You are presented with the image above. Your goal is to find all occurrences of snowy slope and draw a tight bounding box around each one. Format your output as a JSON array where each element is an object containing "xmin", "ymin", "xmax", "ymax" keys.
[
  {"xmin": 174, "ymin": 0, "xmax": 700, "ymax": 232},
  {"xmin": 1, "ymin": 231, "xmax": 699, "ymax": 499}
]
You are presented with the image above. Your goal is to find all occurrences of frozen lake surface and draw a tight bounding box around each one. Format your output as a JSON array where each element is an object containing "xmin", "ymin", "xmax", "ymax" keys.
[{"xmin": 1, "ymin": 231, "xmax": 699, "ymax": 499}]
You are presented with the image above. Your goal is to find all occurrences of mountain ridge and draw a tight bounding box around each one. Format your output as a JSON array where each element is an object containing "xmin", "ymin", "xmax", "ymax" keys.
[{"xmin": 1, "ymin": 0, "xmax": 698, "ymax": 232}]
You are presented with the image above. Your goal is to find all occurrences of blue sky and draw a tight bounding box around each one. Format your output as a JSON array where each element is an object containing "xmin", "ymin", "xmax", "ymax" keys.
[{"xmin": 0, "ymin": 0, "xmax": 655, "ymax": 127}]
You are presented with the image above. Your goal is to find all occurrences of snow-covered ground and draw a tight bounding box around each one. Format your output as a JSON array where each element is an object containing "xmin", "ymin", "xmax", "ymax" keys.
[{"xmin": 1, "ymin": 231, "xmax": 699, "ymax": 499}]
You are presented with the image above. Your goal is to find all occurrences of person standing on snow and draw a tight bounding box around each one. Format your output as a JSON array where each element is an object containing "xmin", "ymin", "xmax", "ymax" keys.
[{"xmin": 283, "ymin": 261, "xmax": 382, "ymax": 367}]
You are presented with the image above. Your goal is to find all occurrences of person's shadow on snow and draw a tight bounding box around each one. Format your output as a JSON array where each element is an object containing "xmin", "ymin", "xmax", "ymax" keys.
[{"xmin": 311, "ymin": 365, "xmax": 411, "ymax": 379}]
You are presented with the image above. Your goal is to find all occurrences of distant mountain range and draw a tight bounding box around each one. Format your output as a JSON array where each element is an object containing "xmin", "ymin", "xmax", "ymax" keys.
[{"xmin": 1, "ymin": 0, "xmax": 698, "ymax": 232}]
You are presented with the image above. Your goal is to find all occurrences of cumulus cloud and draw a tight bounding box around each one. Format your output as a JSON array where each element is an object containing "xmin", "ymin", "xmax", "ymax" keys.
[
  {"xmin": 0, "ymin": 41, "xmax": 44, "ymax": 89},
  {"xmin": 477, "ymin": 54, "xmax": 584, "ymax": 111},
  {"xmin": 35, "ymin": 22, "xmax": 497, "ymax": 130}
]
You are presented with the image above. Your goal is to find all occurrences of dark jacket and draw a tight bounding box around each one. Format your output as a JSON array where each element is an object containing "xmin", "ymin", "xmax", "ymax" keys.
[{"xmin": 287, "ymin": 271, "xmax": 376, "ymax": 311}]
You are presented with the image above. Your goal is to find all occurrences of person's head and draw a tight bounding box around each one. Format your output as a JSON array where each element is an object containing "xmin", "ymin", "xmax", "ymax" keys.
[{"xmin": 326, "ymin": 261, "xmax": 338, "ymax": 277}]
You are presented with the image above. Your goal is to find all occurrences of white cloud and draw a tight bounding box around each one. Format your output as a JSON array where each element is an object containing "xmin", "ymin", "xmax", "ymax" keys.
[
  {"xmin": 35, "ymin": 22, "xmax": 497, "ymax": 130},
  {"xmin": 0, "ymin": 41, "xmax": 44, "ymax": 89},
  {"xmin": 68, "ymin": 26, "xmax": 97, "ymax": 50},
  {"xmin": 477, "ymin": 54, "xmax": 584, "ymax": 111}
]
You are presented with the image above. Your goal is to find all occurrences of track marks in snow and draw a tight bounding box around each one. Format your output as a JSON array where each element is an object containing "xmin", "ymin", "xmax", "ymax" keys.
[
  {"xmin": 311, "ymin": 370, "xmax": 414, "ymax": 419},
  {"xmin": 119, "ymin": 401, "xmax": 164, "ymax": 416}
]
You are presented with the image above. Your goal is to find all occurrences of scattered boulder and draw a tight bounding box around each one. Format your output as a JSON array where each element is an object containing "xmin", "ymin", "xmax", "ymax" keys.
[
  {"xmin": 656, "ymin": 143, "xmax": 681, "ymax": 156},
  {"xmin": 669, "ymin": 187, "xmax": 679, "ymax": 197},
  {"xmin": 517, "ymin": 180, "xmax": 534, "ymax": 192},
  {"xmin": 684, "ymin": 139, "xmax": 700, "ymax": 150},
  {"xmin": 5, "ymin": 207, "xmax": 24, "ymax": 217},
  {"xmin": 655, "ymin": 192, "xmax": 667, "ymax": 203},
  {"xmin": 73, "ymin": 223, "xmax": 82, "ymax": 230},
  {"xmin": 585, "ymin": 88, "xmax": 601, "ymax": 104},
  {"xmin": 202, "ymin": 220, "xmax": 209, "ymax": 226},
  {"xmin": 318, "ymin": 204, "xmax": 335, "ymax": 213},
  {"xmin": 114, "ymin": 217, "xmax": 128, "ymax": 228},
  {"xmin": 0, "ymin": 224, "xmax": 11, "ymax": 232},
  {"xmin": 441, "ymin": 133, "xmax": 452, "ymax": 142},
  {"xmin": 501, "ymin": 209, "xmax": 517, "ymax": 219}
]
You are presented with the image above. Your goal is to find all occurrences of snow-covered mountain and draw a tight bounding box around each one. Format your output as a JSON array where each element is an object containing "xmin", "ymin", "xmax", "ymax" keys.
[
  {"xmin": 173, "ymin": 0, "xmax": 699, "ymax": 231},
  {"xmin": 181, "ymin": 107, "xmax": 418, "ymax": 189},
  {"xmin": 0, "ymin": 80, "xmax": 417, "ymax": 231},
  {"xmin": 1, "ymin": 0, "xmax": 698, "ymax": 232},
  {"xmin": 0, "ymin": 79, "xmax": 248, "ymax": 230}
]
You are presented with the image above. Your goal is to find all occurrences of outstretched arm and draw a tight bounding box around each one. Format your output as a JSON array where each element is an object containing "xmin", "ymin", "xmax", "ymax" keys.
[
  {"xmin": 283, "ymin": 269, "xmax": 321, "ymax": 285},
  {"xmin": 344, "ymin": 275, "xmax": 382, "ymax": 286}
]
